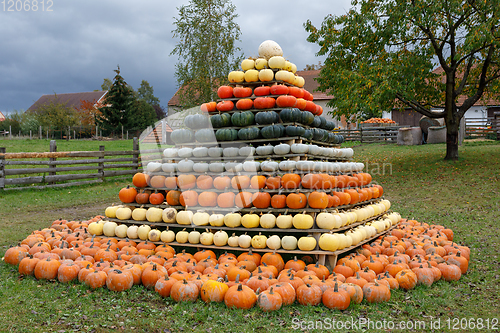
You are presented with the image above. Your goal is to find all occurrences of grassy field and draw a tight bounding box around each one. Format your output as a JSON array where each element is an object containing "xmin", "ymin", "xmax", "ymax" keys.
[{"xmin": 1, "ymin": 139, "xmax": 499, "ymax": 333}]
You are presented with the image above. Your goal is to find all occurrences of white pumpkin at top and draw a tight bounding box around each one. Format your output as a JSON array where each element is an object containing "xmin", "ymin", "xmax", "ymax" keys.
[
  {"xmin": 126, "ymin": 225, "xmax": 139, "ymax": 239},
  {"xmin": 160, "ymin": 229, "xmax": 175, "ymax": 243},
  {"xmin": 137, "ymin": 224, "xmax": 151, "ymax": 240},
  {"xmin": 258, "ymin": 40, "xmax": 283, "ymax": 60},
  {"xmin": 241, "ymin": 58, "xmax": 255, "ymax": 71},
  {"xmin": 254, "ymin": 58, "xmax": 268, "ymax": 70},
  {"xmin": 103, "ymin": 221, "xmax": 117, "ymax": 237},
  {"xmin": 268, "ymin": 56, "xmax": 286, "ymax": 69},
  {"xmin": 228, "ymin": 70, "xmax": 245, "ymax": 83},
  {"xmin": 266, "ymin": 235, "xmax": 281, "ymax": 250},
  {"xmin": 115, "ymin": 224, "xmax": 128, "ymax": 238}
]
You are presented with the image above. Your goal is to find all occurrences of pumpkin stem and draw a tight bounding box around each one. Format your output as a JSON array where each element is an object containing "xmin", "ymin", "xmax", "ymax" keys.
[
  {"xmin": 237, "ymin": 284, "xmax": 243, "ymax": 291},
  {"xmin": 269, "ymin": 287, "xmax": 274, "ymax": 294},
  {"xmin": 334, "ymin": 282, "xmax": 339, "ymax": 292}
]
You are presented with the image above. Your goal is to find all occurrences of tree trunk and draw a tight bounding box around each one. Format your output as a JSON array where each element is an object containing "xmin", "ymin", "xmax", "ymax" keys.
[{"xmin": 444, "ymin": 114, "xmax": 460, "ymax": 160}]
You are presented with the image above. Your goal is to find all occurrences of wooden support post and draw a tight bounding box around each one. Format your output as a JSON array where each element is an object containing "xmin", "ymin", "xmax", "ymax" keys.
[
  {"xmin": 39, "ymin": 126, "xmax": 42, "ymax": 139},
  {"xmin": 122, "ymin": 126, "xmax": 124, "ymax": 140},
  {"xmin": 9, "ymin": 126, "xmax": 12, "ymax": 139},
  {"xmin": 0, "ymin": 147, "xmax": 5, "ymax": 190},
  {"xmin": 99, "ymin": 145, "xmax": 105, "ymax": 182},
  {"xmin": 133, "ymin": 137, "xmax": 139, "ymax": 171},
  {"xmin": 48, "ymin": 140, "xmax": 57, "ymax": 185}
]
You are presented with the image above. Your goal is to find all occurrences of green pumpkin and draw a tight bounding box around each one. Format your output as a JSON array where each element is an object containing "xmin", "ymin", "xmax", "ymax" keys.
[
  {"xmin": 337, "ymin": 134, "xmax": 345, "ymax": 144},
  {"xmin": 312, "ymin": 116, "xmax": 322, "ymax": 128},
  {"xmin": 195, "ymin": 128, "xmax": 216, "ymax": 142},
  {"xmin": 170, "ymin": 129, "xmax": 194, "ymax": 144},
  {"xmin": 318, "ymin": 116, "xmax": 327, "ymax": 129},
  {"xmin": 184, "ymin": 114, "xmax": 210, "ymax": 129},
  {"xmin": 231, "ymin": 111, "xmax": 254, "ymax": 127},
  {"xmin": 303, "ymin": 129, "xmax": 313, "ymax": 139},
  {"xmin": 215, "ymin": 128, "xmax": 238, "ymax": 141},
  {"xmin": 285, "ymin": 125, "xmax": 306, "ymax": 137},
  {"xmin": 210, "ymin": 113, "xmax": 231, "ymax": 128},
  {"xmin": 255, "ymin": 111, "xmax": 279, "ymax": 125},
  {"xmin": 301, "ymin": 111, "xmax": 315, "ymax": 126},
  {"xmin": 280, "ymin": 108, "xmax": 302, "ymax": 123},
  {"xmin": 238, "ymin": 127, "xmax": 260, "ymax": 140},
  {"xmin": 261, "ymin": 124, "xmax": 285, "ymax": 139},
  {"xmin": 312, "ymin": 128, "xmax": 328, "ymax": 141},
  {"xmin": 324, "ymin": 120, "xmax": 335, "ymax": 131}
]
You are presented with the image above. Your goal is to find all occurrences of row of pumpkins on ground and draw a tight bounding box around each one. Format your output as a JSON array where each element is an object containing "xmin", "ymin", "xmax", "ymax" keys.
[
  {"xmin": 3, "ymin": 217, "xmax": 469, "ymax": 310},
  {"xmin": 160, "ymin": 144, "xmax": 354, "ymax": 161}
]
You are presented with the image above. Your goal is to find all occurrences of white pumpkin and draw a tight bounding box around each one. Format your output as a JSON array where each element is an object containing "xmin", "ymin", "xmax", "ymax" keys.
[
  {"xmin": 281, "ymin": 236, "xmax": 298, "ymax": 250},
  {"xmin": 176, "ymin": 210, "xmax": 194, "ymax": 225},
  {"xmin": 275, "ymin": 70, "xmax": 294, "ymax": 83},
  {"xmin": 176, "ymin": 229, "xmax": 189, "ymax": 243},
  {"xmin": 316, "ymin": 212, "xmax": 342, "ymax": 230},
  {"xmin": 192, "ymin": 147, "xmax": 209, "ymax": 157},
  {"xmin": 209, "ymin": 213, "xmax": 224, "ymax": 227},
  {"xmin": 137, "ymin": 224, "xmax": 151, "ymax": 240},
  {"xmin": 239, "ymin": 146, "xmax": 255, "ymax": 157},
  {"xmin": 260, "ymin": 213, "xmax": 276, "ymax": 228},
  {"xmin": 228, "ymin": 70, "xmax": 245, "ymax": 83},
  {"xmin": 116, "ymin": 207, "xmax": 132, "ymax": 220},
  {"xmin": 224, "ymin": 213, "xmax": 241, "ymax": 228},
  {"xmin": 88, "ymin": 221, "xmax": 104, "ymax": 235},
  {"xmin": 103, "ymin": 221, "xmax": 117, "ymax": 237},
  {"xmin": 266, "ymin": 235, "xmax": 281, "ymax": 250},
  {"xmin": 227, "ymin": 233, "xmax": 239, "ymax": 247},
  {"xmin": 163, "ymin": 148, "xmax": 178, "ymax": 158},
  {"xmin": 260, "ymin": 161, "xmax": 279, "ymax": 172},
  {"xmin": 238, "ymin": 233, "xmax": 252, "ymax": 248},
  {"xmin": 209, "ymin": 162, "xmax": 225, "ymax": 173},
  {"xmin": 279, "ymin": 160, "xmax": 296, "ymax": 171},
  {"xmin": 295, "ymin": 160, "xmax": 315, "ymax": 171},
  {"xmin": 251, "ymin": 233, "xmax": 267, "ymax": 249},
  {"xmin": 213, "ymin": 230, "xmax": 229, "ymax": 246},
  {"xmin": 188, "ymin": 230, "xmax": 201, "ymax": 244},
  {"xmin": 115, "ymin": 224, "xmax": 128, "ymax": 238},
  {"xmin": 256, "ymin": 145, "xmax": 274, "ymax": 156},
  {"xmin": 161, "ymin": 163, "xmax": 177, "ymax": 173},
  {"xmin": 223, "ymin": 147, "xmax": 240, "ymax": 157},
  {"xmin": 298, "ymin": 236, "xmax": 317, "ymax": 251},
  {"xmin": 268, "ymin": 56, "xmax": 286, "ymax": 69},
  {"xmin": 178, "ymin": 148, "xmax": 193, "ymax": 158},
  {"xmin": 132, "ymin": 207, "xmax": 147, "ymax": 221},
  {"xmin": 105, "ymin": 205, "xmax": 122, "ymax": 218},
  {"xmin": 146, "ymin": 162, "xmax": 162, "ymax": 173},
  {"xmin": 148, "ymin": 229, "xmax": 161, "ymax": 242},
  {"xmin": 243, "ymin": 161, "xmax": 260, "ymax": 172},
  {"xmin": 308, "ymin": 145, "xmax": 322, "ymax": 156},
  {"xmin": 290, "ymin": 143, "xmax": 309, "ymax": 154},
  {"xmin": 200, "ymin": 230, "xmax": 214, "ymax": 245},
  {"xmin": 258, "ymin": 68, "xmax": 274, "ymax": 81},
  {"xmin": 126, "ymin": 225, "xmax": 139, "ymax": 239},
  {"xmin": 177, "ymin": 159, "xmax": 194, "ymax": 173},
  {"xmin": 146, "ymin": 207, "xmax": 163, "ymax": 223},
  {"xmin": 208, "ymin": 147, "xmax": 223, "ymax": 157},
  {"xmin": 160, "ymin": 228, "xmax": 175, "ymax": 243},
  {"xmin": 274, "ymin": 144, "xmax": 290, "ymax": 155},
  {"xmin": 224, "ymin": 162, "xmax": 243, "ymax": 172},
  {"xmin": 193, "ymin": 163, "xmax": 209, "ymax": 173},
  {"xmin": 318, "ymin": 233, "xmax": 339, "ymax": 252},
  {"xmin": 258, "ymin": 40, "xmax": 283, "ymax": 59},
  {"xmin": 254, "ymin": 58, "xmax": 268, "ymax": 70},
  {"xmin": 193, "ymin": 211, "xmax": 210, "ymax": 226},
  {"xmin": 276, "ymin": 215, "xmax": 293, "ymax": 229},
  {"xmin": 162, "ymin": 208, "xmax": 177, "ymax": 223},
  {"xmin": 293, "ymin": 75, "xmax": 305, "ymax": 87}
]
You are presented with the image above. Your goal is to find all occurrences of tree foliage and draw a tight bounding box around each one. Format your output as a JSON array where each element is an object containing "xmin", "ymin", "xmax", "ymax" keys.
[
  {"xmin": 101, "ymin": 78, "xmax": 113, "ymax": 91},
  {"xmin": 171, "ymin": 0, "xmax": 243, "ymax": 108},
  {"xmin": 32, "ymin": 95, "xmax": 77, "ymax": 131},
  {"xmin": 137, "ymin": 80, "xmax": 160, "ymax": 106},
  {"xmin": 305, "ymin": 0, "xmax": 500, "ymax": 160}
]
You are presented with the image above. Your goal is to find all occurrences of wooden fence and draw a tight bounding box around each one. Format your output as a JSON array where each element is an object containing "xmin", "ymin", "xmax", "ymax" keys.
[
  {"xmin": 0, "ymin": 138, "xmax": 142, "ymax": 191},
  {"xmin": 465, "ymin": 117, "xmax": 500, "ymax": 139},
  {"xmin": 336, "ymin": 125, "xmax": 402, "ymax": 143}
]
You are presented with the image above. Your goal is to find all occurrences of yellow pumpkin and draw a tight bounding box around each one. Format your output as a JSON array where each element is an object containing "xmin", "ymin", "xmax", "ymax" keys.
[
  {"xmin": 241, "ymin": 214, "xmax": 260, "ymax": 228},
  {"xmin": 251, "ymin": 233, "xmax": 267, "ymax": 249},
  {"xmin": 193, "ymin": 211, "xmax": 210, "ymax": 226},
  {"xmin": 228, "ymin": 70, "xmax": 245, "ymax": 83},
  {"xmin": 116, "ymin": 207, "xmax": 132, "ymax": 220},
  {"xmin": 145, "ymin": 207, "xmax": 163, "ymax": 223},
  {"xmin": 209, "ymin": 213, "xmax": 224, "ymax": 227},
  {"xmin": 259, "ymin": 213, "xmax": 276, "ymax": 228},
  {"xmin": 176, "ymin": 210, "xmax": 194, "ymax": 225},
  {"xmin": 160, "ymin": 228, "xmax": 175, "ymax": 243},
  {"xmin": 276, "ymin": 215, "xmax": 293, "ymax": 229},
  {"xmin": 176, "ymin": 229, "xmax": 189, "ymax": 243},
  {"xmin": 281, "ymin": 235, "xmax": 298, "ymax": 250},
  {"xmin": 132, "ymin": 207, "xmax": 147, "ymax": 221},
  {"xmin": 297, "ymin": 236, "xmax": 317, "ymax": 251},
  {"xmin": 292, "ymin": 213, "xmax": 314, "ymax": 229},
  {"xmin": 224, "ymin": 213, "xmax": 241, "ymax": 228}
]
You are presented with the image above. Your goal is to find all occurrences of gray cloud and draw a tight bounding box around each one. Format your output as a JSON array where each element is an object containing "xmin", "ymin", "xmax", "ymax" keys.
[{"xmin": 0, "ymin": 0, "xmax": 351, "ymax": 115}]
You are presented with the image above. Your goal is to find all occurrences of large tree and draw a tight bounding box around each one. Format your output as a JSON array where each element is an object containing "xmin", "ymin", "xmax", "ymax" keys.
[
  {"xmin": 137, "ymin": 80, "xmax": 160, "ymax": 106},
  {"xmin": 171, "ymin": 0, "xmax": 243, "ymax": 108},
  {"xmin": 97, "ymin": 66, "xmax": 135, "ymax": 135},
  {"xmin": 305, "ymin": 0, "xmax": 500, "ymax": 160},
  {"xmin": 32, "ymin": 95, "xmax": 77, "ymax": 133}
]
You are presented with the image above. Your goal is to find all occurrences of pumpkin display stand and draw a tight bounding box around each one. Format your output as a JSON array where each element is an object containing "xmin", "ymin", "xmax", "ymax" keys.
[
  {"xmin": 100, "ymin": 41, "xmax": 402, "ymax": 270},
  {"xmin": 3, "ymin": 41, "xmax": 470, "ymax": 311}
]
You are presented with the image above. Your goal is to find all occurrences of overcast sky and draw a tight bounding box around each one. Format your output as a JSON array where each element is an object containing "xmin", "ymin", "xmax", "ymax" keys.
[{"xmin": 0, "ymin": 0, "xmax": 353, "ymax": 115}]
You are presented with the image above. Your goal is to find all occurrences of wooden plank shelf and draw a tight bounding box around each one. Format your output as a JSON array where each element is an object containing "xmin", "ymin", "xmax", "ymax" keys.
[
  {"xmin": 104, "ymin": 211, "xmax": 386, "ymax": 234},
  {"xmin": 157, "ymin": 153, "xmax": 350, "ymax": 162},
  {"xmin": 226, "ymin": 78, "xmax": 294, "ymax": 88},
  {"xmin": 172, "ymin": 137, "xmax": 341, "ymax": 148},
  {"xmin": 142, "ymin": 169, "xmax": 360, "ymax": 178}
]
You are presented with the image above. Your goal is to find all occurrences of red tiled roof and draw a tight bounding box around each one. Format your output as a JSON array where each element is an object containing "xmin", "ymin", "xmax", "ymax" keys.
[
  {"xmin": 0, "ymin": 111, "xmax": 5, "ymax": 121},
  {"xmin": 295, "ymin": 70, "xmax": 333, "ymax": 100},
  {"xmin": 27, "ymin": 91, "xmax": 108, "ymax": 112}
]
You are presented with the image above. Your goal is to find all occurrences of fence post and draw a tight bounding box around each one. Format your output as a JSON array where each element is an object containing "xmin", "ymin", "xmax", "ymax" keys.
[
  {"xmin": 30, "ymin": 130, "xmax": 32, "ymax": 140},
  {"xmin": 162, "ymin": 120, "xmax": 167, "ymax": 144},
  {"xmin": 9, "ymin": 125, "xmax": 11, "ymax": 139},
  {"xmin": 133, "ymin": 137, "xmax": 139, "ymax": 172},
  {"xmin": 122, "ymin": 126, "xmax": 124, "ymax": 140},
  {"xmin": 48, "ymin": 140, "xmax": 57, "ymax": 185},
  {"xmin": 39, "ymin": 126, "xmax": 42, "ymax": 139},
  {"xmin": 0, "ymin": 147, "xmax": 5, "ymax": 190},
  {"xmin": 99, "ymin": 145, "xmax": 105, "ymax": 182},
  {"xmin": 360, "ymin": 127, "xmax": 363, "ymax": 143}
]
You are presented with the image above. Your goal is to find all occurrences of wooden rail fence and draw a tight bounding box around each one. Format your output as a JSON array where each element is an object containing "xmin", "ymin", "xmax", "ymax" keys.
[
  {"xmin": 465, "ymin": 117, "xmax": 500, "ymax": 139},
  {"xmin": 0, "ymin": 138, "xmax": 142, "ymax": 191},
  {"xmin": 336, "ymin": 125, "xmax": 402, "ymax": 143}
]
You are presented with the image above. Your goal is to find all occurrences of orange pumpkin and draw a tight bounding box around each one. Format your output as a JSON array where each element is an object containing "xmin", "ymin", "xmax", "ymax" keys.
[
  {"xmin": 177, "ymin": 175, "xmax": 197, "ymax": 190},
  {"xmin": 250, "ymin": 175, "xmax": 266, "ymax": 189},
  {"xmin": 344, "ymin": 189, "xmax": 360, "ymax": 205},
  {"xmin": 164, "ymin": 176, "xmax": 178, "ymax": 189},
  {"xmin": 235, "ymin": 192, "xmax": 253, "ymax": 208},
  {"xmin": 251, "ymin": 192, "xmax": 271, "ymax": 209},
  {"xmin": 198, "ymin": 191, "xmax": 218, "ymax": 207},
  {"xmin": 286, "ymin": 193, "xmax": 307, "ymax": 209},
  {"xmin": 266, "ymin": 176, "xmax": 281, "ymax": 190},
  {"xmin": 196, "ymin": 175, "xmax": 213, "ymax": 189},
  {"xmin": 301, "ymin": 174, "xmax": 322, "ymax": 189},
  {"xmin": 308, "ymin": 191, "xmax": 328, "ymax": 209},
  {"xmin": 132, "ymin": 173, "xmax": 149, "ymax": 188},
  {"xmin": 217, "ymin": 192, "xmax": 235, "ymax": 208},
  {"xmin": 119, "ymin": 186, "xmax": 138, "ymax": 203},
  {"xmin": 281, "ymin": 174, "xmax": 301, "ymax": 189},
  {"xmin": 179, "ymin": 190, "xmax": 198, "ymax": 207},
  {"xmin": 149, "ymin": 175, "xmax": 166, "ymax": 189},
  {"xmin": 213, "ymin": 176, "xmax": 231, "ymax": 190},
  {"xmin": 166, "ymin": 190, "xmax": 181, "ymax": 206},
  {"xmin": 271, "ymin": 194, "xmax": 287, "ymax": 209}
]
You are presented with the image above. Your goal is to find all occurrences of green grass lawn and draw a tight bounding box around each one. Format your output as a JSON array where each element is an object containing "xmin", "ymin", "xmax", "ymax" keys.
[{"xmin": 1, "ymin": 139, "xmax": 499, "ymax": 333}]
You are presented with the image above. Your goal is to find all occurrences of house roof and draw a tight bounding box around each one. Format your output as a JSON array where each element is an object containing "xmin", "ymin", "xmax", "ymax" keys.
[
  {"xmin": 167, "ymin": 70, "xmax": 332, "ymax": 107},
  {"xmin": 27, "ymin": 91, "xmax": 108, "ymax": 112},
  {"xmin": 0, "ymin": 111, "xmax": 5, "ymax": 122}
]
